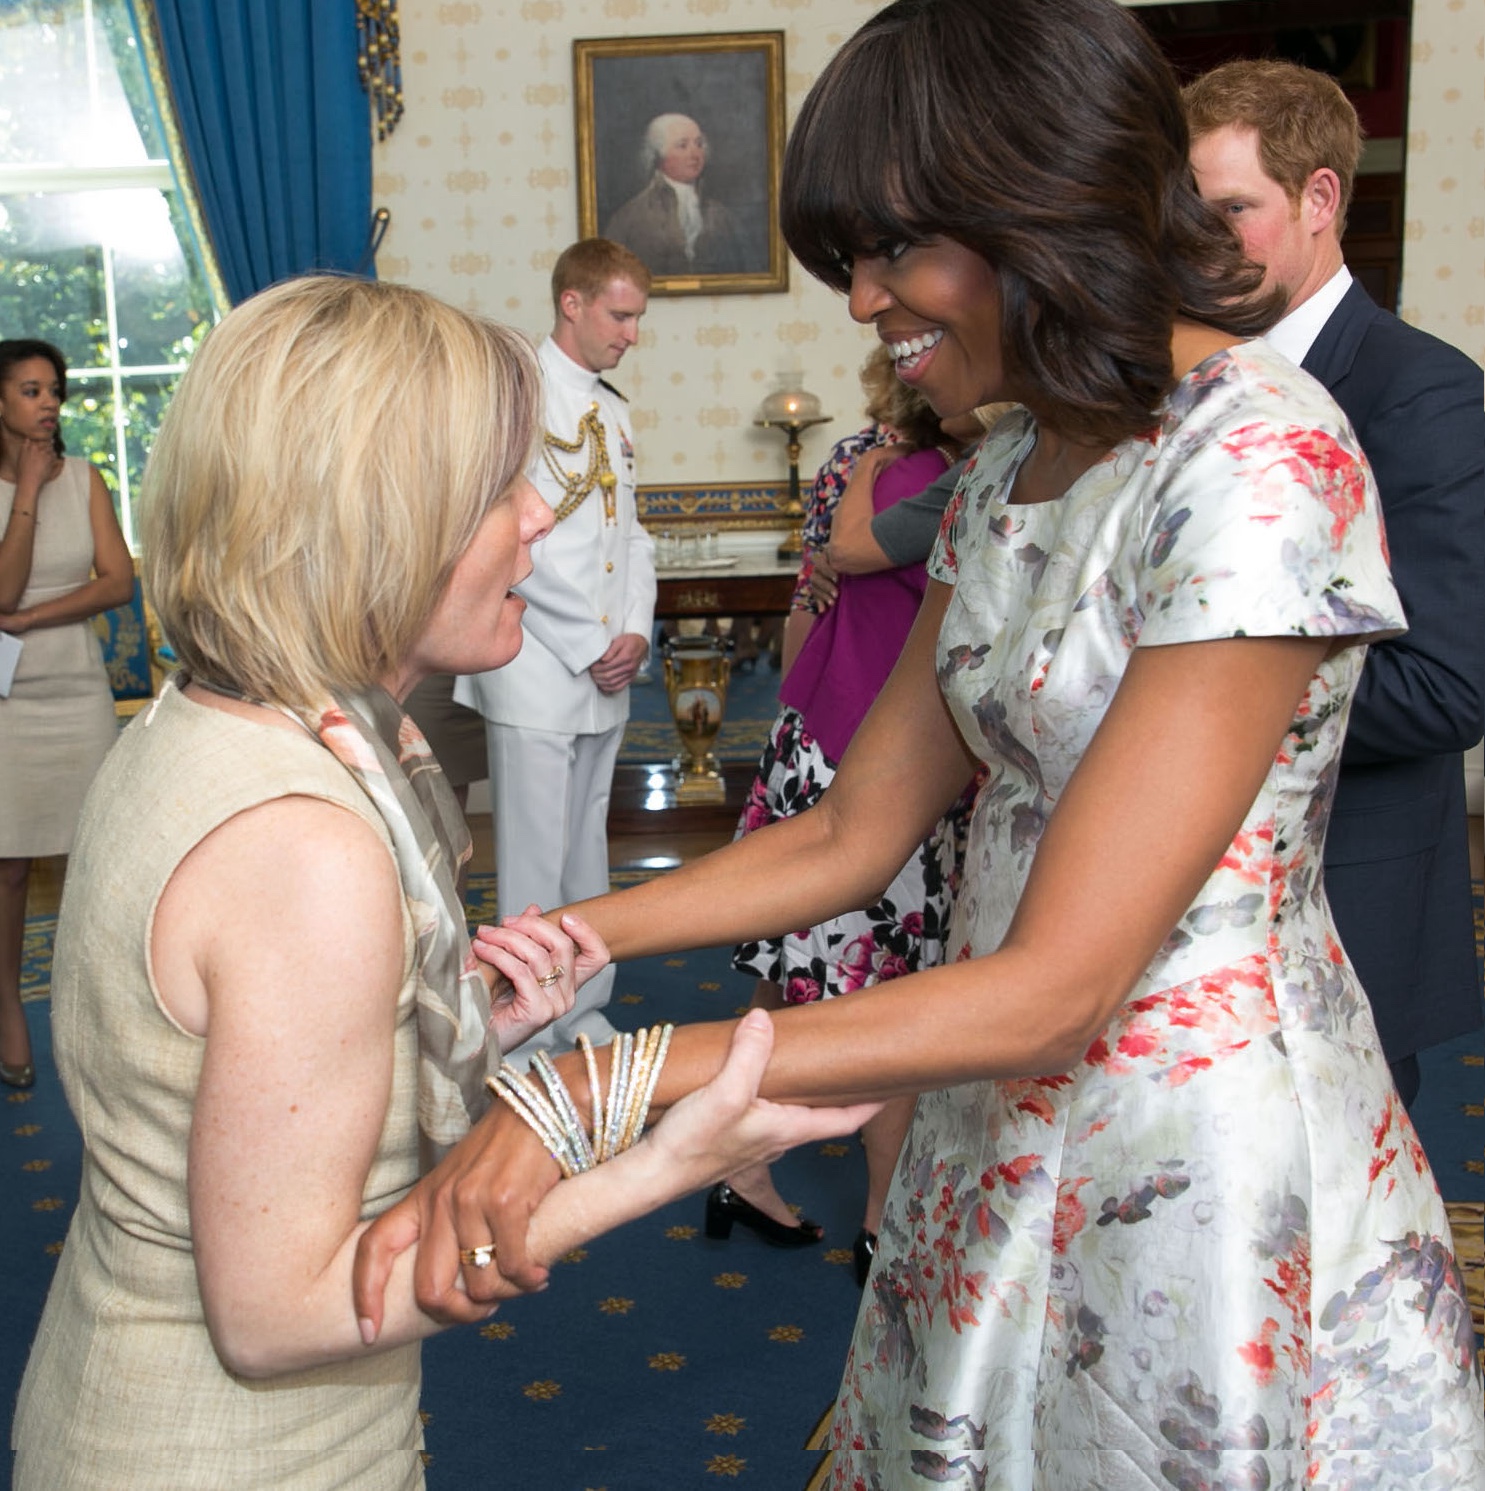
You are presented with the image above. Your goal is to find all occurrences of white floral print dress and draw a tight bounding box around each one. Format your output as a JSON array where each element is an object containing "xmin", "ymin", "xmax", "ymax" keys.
[{"xmin": 830, "ymin": 342, "xmax": 1485, "ymax": 1490}]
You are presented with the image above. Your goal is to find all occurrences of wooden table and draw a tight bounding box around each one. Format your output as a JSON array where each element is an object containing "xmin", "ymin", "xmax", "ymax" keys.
[{"xmin": 653, "ymin": 550, "xmax": 798, "ymax": 619}]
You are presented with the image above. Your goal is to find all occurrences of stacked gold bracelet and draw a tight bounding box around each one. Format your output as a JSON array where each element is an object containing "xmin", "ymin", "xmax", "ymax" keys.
[{"xmin": 486, "ymin": 1024, "xmax": 675, "ymax": 1178}]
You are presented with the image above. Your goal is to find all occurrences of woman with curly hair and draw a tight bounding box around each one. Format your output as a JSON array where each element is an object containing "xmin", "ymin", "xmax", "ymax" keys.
[{"xmin": 0, "ymin": 338, "xmax": 132, "ymax": 1091}]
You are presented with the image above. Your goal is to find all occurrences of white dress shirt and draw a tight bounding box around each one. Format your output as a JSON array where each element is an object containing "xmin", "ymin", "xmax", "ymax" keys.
[
  {"xmin": 669, "ymin": 178, "xmax": 704, "ymax": 259},
  {"xmin": 1263, "ymin": 265, "xmax": 1353, "ymax": 367}
]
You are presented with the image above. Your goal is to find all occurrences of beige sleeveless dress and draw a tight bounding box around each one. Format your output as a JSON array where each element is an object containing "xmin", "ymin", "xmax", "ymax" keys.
[
  {"xmin": 0, "ymin": 457, "xmax": 118, "ymax": 857},
  {"xmin": 12, "ymin": 684, "xmax": 426, "ymax": 1489}
]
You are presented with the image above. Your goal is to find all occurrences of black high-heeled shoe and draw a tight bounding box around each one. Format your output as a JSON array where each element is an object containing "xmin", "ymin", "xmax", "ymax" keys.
[
  {"xmin": 853, "ymin": 1228, "xmax": 877, "ymax": 1287},
  {"xmin": 1, "ymin": 1060, "xmax": 35, "ymax": 1091},
  {"xmin": 704, "ymin": 1181, "xmax": 823, "ymax": 1248}
]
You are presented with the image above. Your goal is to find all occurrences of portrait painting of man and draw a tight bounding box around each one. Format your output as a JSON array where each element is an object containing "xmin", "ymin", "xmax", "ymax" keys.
[{"xmin": 574, "ymin": 33, "xmax": 787, "ymax": 295}]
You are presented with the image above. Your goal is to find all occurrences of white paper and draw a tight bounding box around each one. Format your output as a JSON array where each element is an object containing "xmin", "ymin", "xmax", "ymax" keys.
[{"xmin": 0, "ymin": 631, "xmax": 21, "ymax": 698}]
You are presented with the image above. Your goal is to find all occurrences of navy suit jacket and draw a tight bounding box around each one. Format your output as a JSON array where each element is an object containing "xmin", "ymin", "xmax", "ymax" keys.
[{"xmin": 1307, "ymin": 279, "xmax": 1485, "ymax": 1059}]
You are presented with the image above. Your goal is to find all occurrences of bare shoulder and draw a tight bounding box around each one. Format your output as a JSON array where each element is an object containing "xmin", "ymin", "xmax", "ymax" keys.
[
  {"xmin": 195, "ymin": 793, "xmax": 399, "ymax": 898},
  {"xmin": 85, "ymin": 459, "xmax": 130, "ymax": 557},
  {"xmin": 154, "ymin": 793, "xmax": 405, "ymax": 1035}
]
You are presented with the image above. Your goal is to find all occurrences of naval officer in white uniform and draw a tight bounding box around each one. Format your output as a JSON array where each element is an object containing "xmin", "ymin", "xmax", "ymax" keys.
[{"xmin": 457, "ymin": 239, "xmax": 656, "ymax": 1062}]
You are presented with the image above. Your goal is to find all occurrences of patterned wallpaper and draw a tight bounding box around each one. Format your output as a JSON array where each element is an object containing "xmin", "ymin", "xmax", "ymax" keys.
[
  {"xmin": 1398, "ymin": 0, "xmax": 1483, "ymax": 365},
  {"xmin": 372, "ymin": 0, "xmax": 884, "ymax": 494},
  {"xmin": 1399, "ymin": 0, "xmax": 1485, "ymax": 803},
  {"xmin": 373, "ymin": 0, "xmax": 1482, "ymax": 494}
]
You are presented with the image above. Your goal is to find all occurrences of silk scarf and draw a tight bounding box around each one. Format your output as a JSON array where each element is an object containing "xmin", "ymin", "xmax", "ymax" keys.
[{"xmin": 297, "ymin": 687, "xmax": 493, "ymax": 1152}]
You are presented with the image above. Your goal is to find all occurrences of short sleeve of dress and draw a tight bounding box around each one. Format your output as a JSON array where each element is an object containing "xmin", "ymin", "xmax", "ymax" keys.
[{"xmin": 1137, "ymin": 350, "xmax": 1405, "ymax": 649}]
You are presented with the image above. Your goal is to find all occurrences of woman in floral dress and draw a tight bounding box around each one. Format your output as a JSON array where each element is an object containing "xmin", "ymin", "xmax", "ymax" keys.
[
  {"xmin": 713, "ymin": 353, "xmax": 972, "ymax": 1270},
  {"xmin": 370, "ymin": 0, "xmax": 1485, "ymax": 1483}
]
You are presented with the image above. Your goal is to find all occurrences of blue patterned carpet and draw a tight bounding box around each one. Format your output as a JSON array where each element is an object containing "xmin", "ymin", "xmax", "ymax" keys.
[
  {"xmin": 5, "ymin": 876, "xmax": 869, "ymax": 1489},
  {"xmin": 6, "ymin": 881, "xmax": 1482, "ymax": 1487},
  {"xmin": 419, "ymin": 931, "xmax": 870, "ymax": 1489}
]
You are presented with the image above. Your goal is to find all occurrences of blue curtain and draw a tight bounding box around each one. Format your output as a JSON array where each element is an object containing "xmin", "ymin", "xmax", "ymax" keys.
[{"xmin": 132, "ymin": 0, "xmax": 374, "ymax": 305}]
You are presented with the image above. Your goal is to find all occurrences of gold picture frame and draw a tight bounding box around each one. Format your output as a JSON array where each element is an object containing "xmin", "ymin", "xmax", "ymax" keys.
[{"xmin": 574, "ymin": 32, "xmax": 788, "ymax": 297}]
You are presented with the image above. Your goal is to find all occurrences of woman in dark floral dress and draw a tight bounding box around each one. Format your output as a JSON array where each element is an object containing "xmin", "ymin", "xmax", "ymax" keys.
[{"xmin": 711, "ymin": 357, "xmax": 974, "ymax": 1278}]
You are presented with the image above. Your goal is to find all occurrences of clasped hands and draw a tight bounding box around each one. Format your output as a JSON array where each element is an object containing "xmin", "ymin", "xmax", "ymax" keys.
[
  {"xmin": 479, "ymin": 905, "xmax": 603, "ymax": 1052},
  {"xmin": 590, "ymin": 631, "xmax": 649, "ymax": 694},
  {"xmin": 352, "ymin": 913, "xmax": 881, "ymax": 1337}
]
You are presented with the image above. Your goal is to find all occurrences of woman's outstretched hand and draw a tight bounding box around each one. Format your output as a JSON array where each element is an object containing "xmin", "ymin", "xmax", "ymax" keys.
[
  {"xmin": 481, "ymin": 908, "xmax": 607, "ymax": 1051},
  {"xmin": 351, "ymin": 1011, "xmax": 882, "ymax": 1339}
]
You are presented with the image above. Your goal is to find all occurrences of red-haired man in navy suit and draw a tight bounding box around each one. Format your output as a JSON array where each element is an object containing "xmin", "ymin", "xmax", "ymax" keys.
[{"xmin": 1187, "ymin": 58, "xmax": 1485, "ymax": 1107}]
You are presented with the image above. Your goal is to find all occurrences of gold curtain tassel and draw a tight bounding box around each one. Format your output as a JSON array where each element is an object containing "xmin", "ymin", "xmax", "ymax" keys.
[{"xmin": 356, "ymin": 0, "xmax": 404, "ymax": 142}]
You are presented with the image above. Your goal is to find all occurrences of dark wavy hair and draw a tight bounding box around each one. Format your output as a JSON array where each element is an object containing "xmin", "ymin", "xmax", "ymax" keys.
[
  {"xmin": 0, "ymin": 339, "xmax": 67, "ymax": 456},
  {"xmin": 780, "ymin": 0, "xmax": 1284, "ymax": 447}
]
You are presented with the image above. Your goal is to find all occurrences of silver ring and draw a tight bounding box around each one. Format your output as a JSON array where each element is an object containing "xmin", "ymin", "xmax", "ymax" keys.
[
  {"xmin": 535, "ymin": 965, "xmax": 564, "ymax": 988},
  {"xmin": 459, "ymin": 1243, "xmax": 497, "ymax": 1269}
]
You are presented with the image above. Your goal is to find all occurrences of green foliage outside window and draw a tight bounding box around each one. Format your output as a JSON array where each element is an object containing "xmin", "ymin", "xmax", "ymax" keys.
[{"xmin": 0, "ymin": 0, "xmax": 218, "ymax": 543}]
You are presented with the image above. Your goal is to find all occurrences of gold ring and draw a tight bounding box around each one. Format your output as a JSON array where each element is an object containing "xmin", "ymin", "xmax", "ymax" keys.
[
  {"xmin": 459, "ymin": 1243, "xmax": 497, "ymax": 1269},
  {"xmin": 535, "ymin": 965, "xmax": 564, "ymax": 988}
]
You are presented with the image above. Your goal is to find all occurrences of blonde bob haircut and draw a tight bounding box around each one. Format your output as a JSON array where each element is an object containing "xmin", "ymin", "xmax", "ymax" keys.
[{"xmin": 143, "ymin": 276, "xmax": 541, "ymax": 711}]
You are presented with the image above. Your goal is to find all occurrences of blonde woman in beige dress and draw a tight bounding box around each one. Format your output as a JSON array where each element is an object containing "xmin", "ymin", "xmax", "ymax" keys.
[
  {"xmin": 10, "ymin": 278, "xmax": 874, "ymax": 1490},
  {"xmin": 0, "ymin": 339, "xmax": 133, "ymax": 1090}
]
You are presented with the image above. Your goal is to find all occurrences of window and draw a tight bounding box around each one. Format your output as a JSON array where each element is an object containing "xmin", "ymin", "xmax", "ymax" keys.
[{"xmin": 0, "ymin": 0, "xmax": 220, "ymax": 547}]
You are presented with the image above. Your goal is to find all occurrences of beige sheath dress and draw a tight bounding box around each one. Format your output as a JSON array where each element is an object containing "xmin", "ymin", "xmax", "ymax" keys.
[
  {"xmin": 0, "ymin": 457, "xmax": 118, "ymax": 857},
  {"xmin": 12, "ymin": 684, "xmax": 426, "ymax": 1489}
]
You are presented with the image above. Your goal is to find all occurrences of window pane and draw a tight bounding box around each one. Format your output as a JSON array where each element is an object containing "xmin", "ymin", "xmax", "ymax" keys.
[
  {"xmin": 113, "ymin": 191, "xmax": 212, "ymax": 367},
  {"xmin": 0, "ymin": 0, "xmax": 218, "ymax": 549},
  {"xmin": 119, "ymin": 371, "xmax": 178, "ymax": 497},
  {"xmin": 0, "ymin": 188, "xmax": 208, "ymax": 368},
  {"xmin": 0, "ymin": 193, "xmax": 110, "ymax": 367},
  {"xmin": 95, "ymin": 0, "xmax": 167, "ymax": 161},
  {"xmin": 59, "ymin": 377, "xmax": 119, "ymax": 492},
  {"xmin": 62, "ymin": 374, "xmax": 183, "ymax": 522},
  {"xmin": 0, "ymin": 0, "xmax": 161, "ymax": 167}
]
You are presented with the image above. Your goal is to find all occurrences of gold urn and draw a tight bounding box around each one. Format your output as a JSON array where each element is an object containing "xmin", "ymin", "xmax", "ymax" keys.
[{"xmin": 661, "ymin": 635, "xmax": 733, "ymax": 803}]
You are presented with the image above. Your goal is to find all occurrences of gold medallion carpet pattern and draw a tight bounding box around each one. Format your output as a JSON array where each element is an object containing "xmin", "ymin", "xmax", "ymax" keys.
[{"xmin": 7, "ymin": 877, "xmax": 1483, "ymax": 1487}]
